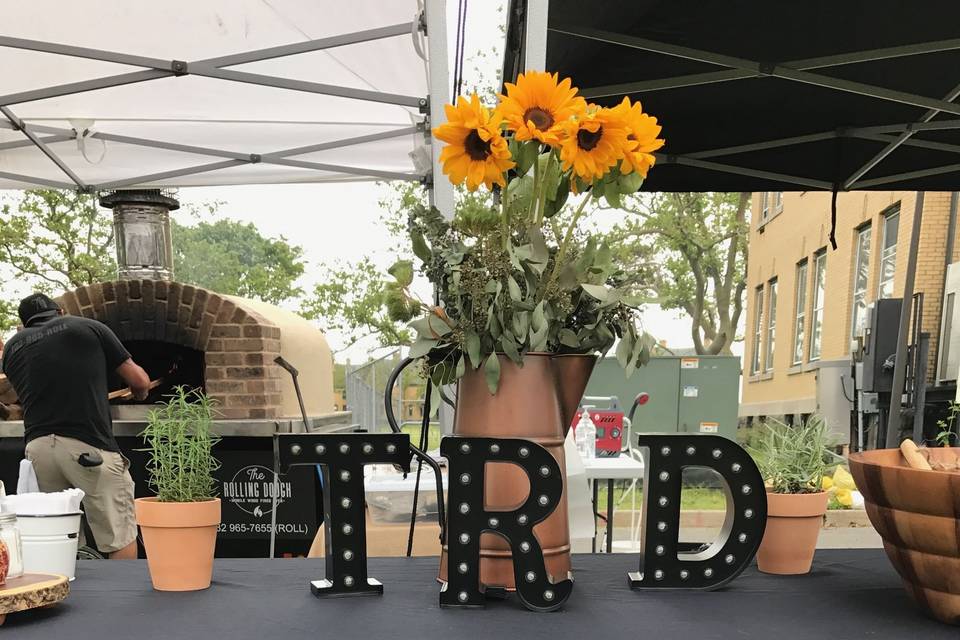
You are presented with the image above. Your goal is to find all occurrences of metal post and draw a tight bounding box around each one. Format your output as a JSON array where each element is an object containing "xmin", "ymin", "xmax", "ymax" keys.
[
  {"xmin": 424, "ymin": 0, "xmax": 455, "ymax": 220},
  {"xmin": 523, "ymin": 0, "xmax": 550, "ymax": 71},
  {"xmin": 913, "ymin": 333, "xmax": 930, "ymax": 443},
  {"xmin": 886, "ymin": 193, "xmax": 926, "ymax": 447}
]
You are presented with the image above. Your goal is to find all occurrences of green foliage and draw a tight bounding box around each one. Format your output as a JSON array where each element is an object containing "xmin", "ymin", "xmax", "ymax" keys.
[
  {"xmin": 390, "ymin": 181, "xmax": 655, "ymax": 392},
  {"xmin": 600, "ymin": 192, "xmax": 750, "ymax": 355},
  {"xmin": 751, "ymin": 416, "xmax": 834, "ymax": 494},
  {"xmin": 935, "ymin": 401, "xmax": 960, "ymax": 446},
  {"xmin": 0, "ymin": 300, "xmax": 17, "ymax": 333},
  {"xmin": 301, "ymin": 257, "xmax": 414, "ymax": 353},
  {"xmin": 141, "ymin": 387, "xmax": 220, "ymax": 503},
  {"xmin": 0, "ymin": 190, "xmax": 117, "ymax": 327},
  {"xmin": 172, "ymin": 219, "xmax": 305, "ymax": 305}
]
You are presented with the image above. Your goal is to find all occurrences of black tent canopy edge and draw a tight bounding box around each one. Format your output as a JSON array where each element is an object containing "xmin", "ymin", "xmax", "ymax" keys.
[{"xmin": 503, "ymin": 0, "xmax": 960, "ymax": 193}]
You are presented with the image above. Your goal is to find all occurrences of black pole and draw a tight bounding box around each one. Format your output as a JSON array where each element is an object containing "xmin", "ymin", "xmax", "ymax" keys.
[{"xmin": 887, "ymin": 193, "xmax": 926, "ymax": 447}]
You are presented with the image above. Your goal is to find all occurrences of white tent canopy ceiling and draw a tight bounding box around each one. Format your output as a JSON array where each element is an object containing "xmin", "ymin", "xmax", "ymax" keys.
[{"xmin": 0, "ymin": 0, "xmax": 452, "ymax": 205}]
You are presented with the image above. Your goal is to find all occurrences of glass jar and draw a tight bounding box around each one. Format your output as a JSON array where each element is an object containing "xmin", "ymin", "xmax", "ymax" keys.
[{"xmin": 0, "ymin": 512, "xmax": 24, "ymax": 579}]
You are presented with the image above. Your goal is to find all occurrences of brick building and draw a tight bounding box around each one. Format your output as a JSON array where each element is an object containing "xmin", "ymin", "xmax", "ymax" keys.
[{"xmin": 741, "ymin": 191, "xmax": 959, "ymax": 420}]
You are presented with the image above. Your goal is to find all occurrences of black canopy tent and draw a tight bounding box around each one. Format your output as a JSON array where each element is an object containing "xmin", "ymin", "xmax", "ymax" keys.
[{"xmin": 504, "ymin": 0, "xmax": 960, "ymax": 445}]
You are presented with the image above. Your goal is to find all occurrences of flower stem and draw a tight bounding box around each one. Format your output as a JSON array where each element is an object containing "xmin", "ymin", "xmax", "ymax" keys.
[{"xmin": 543, "ymin": 192, "xmax": 591, "ymax": 293}]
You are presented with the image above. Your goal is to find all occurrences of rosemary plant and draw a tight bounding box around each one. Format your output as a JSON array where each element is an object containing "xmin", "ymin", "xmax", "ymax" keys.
[
  {"xmin": 141, "ymin": 386, "xmax": 221, "ymax": 503},
  {"xmin": 751, "ymin": 416, "xmax": 836, "ymax": 494}
]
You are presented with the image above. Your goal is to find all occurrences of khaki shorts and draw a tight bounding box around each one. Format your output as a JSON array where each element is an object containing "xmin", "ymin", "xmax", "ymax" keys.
[{"xmin": 25, "ymin": 434, "xmax": 137, "ymax": 554}]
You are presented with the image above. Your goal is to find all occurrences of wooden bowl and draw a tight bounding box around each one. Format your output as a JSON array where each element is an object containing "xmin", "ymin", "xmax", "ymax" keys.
[{"xmin": 848, "ymin": 447, "xmax": 960, "ymax": 625}]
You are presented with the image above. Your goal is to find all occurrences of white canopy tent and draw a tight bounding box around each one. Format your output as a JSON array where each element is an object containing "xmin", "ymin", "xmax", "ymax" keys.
[{"xmin": 0, "ymin": 0, "xmax": 453, "ymax": 213}]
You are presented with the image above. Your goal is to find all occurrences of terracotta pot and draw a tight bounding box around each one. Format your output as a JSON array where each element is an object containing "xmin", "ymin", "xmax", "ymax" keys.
[
  {"xmin": 439, "ymin": 353, "xmax": 596, "ymax": 590},
  {"xmin": 756, "ymin": 491, "xmax": 828, "ymax": 575},
  {"xmin": 135, "ymin": 497, "xmax": 220, "ymax": 591},
  {"xmin": 849, "ymin": 447, "xmax": 960, "ymax": 625}
]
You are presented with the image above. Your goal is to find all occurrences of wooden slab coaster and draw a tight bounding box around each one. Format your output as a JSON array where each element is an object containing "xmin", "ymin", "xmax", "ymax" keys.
[{"xmin": 0, "ymin": 573, "xmax": 70, "ymax": 626}]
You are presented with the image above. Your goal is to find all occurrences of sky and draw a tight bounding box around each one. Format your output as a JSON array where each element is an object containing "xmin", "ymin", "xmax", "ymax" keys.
[{"xmin": 0, "ymin": 0, "xmax": 743, "ymax": 364}]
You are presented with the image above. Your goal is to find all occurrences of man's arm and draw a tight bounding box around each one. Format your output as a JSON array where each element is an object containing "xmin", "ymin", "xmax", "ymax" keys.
[{"xmin": 116, "ymin": 358, "xmax": 150, "ymax": 401}]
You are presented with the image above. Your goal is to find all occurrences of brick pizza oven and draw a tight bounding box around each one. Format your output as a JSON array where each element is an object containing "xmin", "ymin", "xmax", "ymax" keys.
[{"xmin": 56, "ymin": 279, "xmax": 316, "ymax": 419}]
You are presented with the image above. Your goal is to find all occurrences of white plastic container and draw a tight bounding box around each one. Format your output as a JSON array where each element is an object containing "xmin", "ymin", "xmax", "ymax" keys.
[{"xmin": 17, "ymin": 513, "xmax": 81, "ymax": 580}]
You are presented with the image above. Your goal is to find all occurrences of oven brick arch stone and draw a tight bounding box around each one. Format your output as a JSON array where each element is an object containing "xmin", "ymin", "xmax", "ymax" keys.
[{"xmin": 56, "ymin": 280, "xmax": 283, "ymax": 419}]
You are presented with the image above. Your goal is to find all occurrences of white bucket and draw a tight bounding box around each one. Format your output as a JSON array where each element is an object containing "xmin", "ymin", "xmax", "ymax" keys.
[{"xmin": 17, "ymin": 512, "xmax": 81, "ymax": 580}]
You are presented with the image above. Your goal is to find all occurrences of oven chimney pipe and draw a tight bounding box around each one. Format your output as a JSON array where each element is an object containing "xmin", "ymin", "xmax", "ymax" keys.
[{"xmin": 99, "ymin": 189, "xmax": 179, "ymax": 281}]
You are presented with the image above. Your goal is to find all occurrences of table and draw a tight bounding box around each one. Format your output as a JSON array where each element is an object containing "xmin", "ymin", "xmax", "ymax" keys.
[
  {"xmin": 6, "ymin": 551, "xmax": 957, "ymax": 638},
  {"xmin": 581, "ymin": 455, "xmax": 645, "ymax": 553}
]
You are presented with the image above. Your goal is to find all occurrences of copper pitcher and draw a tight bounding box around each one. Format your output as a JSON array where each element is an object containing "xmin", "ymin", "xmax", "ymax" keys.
[{"xmin": 439, "ymin": 353, "xmax": 596, "ymax": 589}]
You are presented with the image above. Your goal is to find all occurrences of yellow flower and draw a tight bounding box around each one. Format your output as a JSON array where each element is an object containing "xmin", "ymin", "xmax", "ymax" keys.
[
  {"xmin": 821, "ymin": 476, "xmax": 834, "ymax": 491},
  {"xmin": 832, "ymin": 466, "xmax": 856, "ymax": 491},
  {"xmin": 433, "ymin": 94, "xmax": 515, "ymax": 191},
  {"xmin": 835, "ymin": 488, "xmax": 853, "ymax": 507},
  {"xmin": 612, "ymin": 97, "xmax": 665, "ymax": 178},
  {"xmin": 498, "ymin": 71, "xmax": 587, "ymax": 146},
  {"xmin": 558, "ymin": 106, "xmax": 630, "ymax": 182}
]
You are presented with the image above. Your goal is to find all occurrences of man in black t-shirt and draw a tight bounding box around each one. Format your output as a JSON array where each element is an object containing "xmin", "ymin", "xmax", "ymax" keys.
[{"xmin": 1, "ymin": 293, "xmax": 150, "ymax": 559}]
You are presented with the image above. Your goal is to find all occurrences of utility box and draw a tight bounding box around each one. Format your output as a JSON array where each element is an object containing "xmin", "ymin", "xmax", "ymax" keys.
[{"xmin": 583, "ymin": 355, "xmax": 740, "ymax": 440}]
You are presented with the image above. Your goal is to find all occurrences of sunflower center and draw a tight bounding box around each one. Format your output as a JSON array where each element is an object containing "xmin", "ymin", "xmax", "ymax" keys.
[
  {"xmin": 523, "ymin": 107, "xmax": 554, "ymax": 131},
  {"xmin": 464, "ymin": 129, "xmax": 491, "ymax": 161},
  {"xmin": 577, "ymin": 126, "xmax": 604, "ymax": 151}
]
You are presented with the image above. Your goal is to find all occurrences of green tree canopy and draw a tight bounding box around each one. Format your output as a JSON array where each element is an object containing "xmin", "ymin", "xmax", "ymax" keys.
[
  {"xmin": 600, "ymin": 192, "xmax": 750, "ymax": 355},
  {"xmin": 172, "ymin": 218, "xmax": 305, "ymax": 305},
  {"xmin": 0, "ymin": 189, "xmax": 116, "ymax": 330}
]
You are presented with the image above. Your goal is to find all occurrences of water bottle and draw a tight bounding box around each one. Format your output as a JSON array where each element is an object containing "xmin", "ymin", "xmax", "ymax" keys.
[{"xmin": 575, "ymin": 407, "xmax": 597, "ymax": 459}]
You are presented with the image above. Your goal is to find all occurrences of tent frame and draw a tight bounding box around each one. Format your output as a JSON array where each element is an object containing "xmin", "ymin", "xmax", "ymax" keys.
[
  {"xmin": 517, "ymin": 0, "xmax": 958, "ymax": 444},
  {"xmin": 537, "ymin": 21, "xmax": 960, "ymax": 191},
  {"xmin": 0, "ymin": 3, "xmax": 454, "ymax": 215}
]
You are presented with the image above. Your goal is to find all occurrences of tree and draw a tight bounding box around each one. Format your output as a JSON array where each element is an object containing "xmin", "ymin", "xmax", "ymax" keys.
[
  {"xmin": 601, "ymin": 192, "xmax": 750, "ymax": 355},
  {"xmin": 0, "ymin": 189, "xmax": 116, "ymax": 329},
  {"xmin": 172, "ymin": 219, "xmax": 305, "ymax": 305},
  {"xmin": 301, "ymin": 257, "xmax": 413, "ymax": 353}
]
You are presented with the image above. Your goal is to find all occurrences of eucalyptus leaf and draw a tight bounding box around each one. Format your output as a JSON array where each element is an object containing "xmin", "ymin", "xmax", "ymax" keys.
[
  {"xmin": 410, "ymin": 229, "xmax": 431, "ymax": 263},
  {"xmin": 507, "ymin": 275, "xmax": 523, "ymax": 302},
  {"xmin": 408, "ymin": 338, "xmax": 438, "ymax": 359},
  {"xmin": 455, "ymin": 354, "xmax": 466, "ymax": 378},
  {"xmin": 559, "ymin": 328, "xmax": 580, "ymax": 348},
  {"xmin": 528, "ymin": 226, "xmax": 549, "ymax": 264},
  {"xmin": 616, "ymin": 332, "xmax": 634, "ymax": 369},
  {"xmin": 465, "ymin": 330, "xmax": 482, "ymax": 369},
  {"xmin": 484, "ymin": 353, "xmax": 501, "ymax": 394},
  {"xmin": 531, "ymin": 301, "xmax": 546, "ymax": 331},
  {"xmin": 387, "ymin": 259, "xmax": 414, "ymax": 287},
  {"xmin": 581, "ymin": 283, "xmax": 612, "ymax": 302},
  {"xmin": 501, "ymin": 334, "xmax": 521, "ymax": 363}
]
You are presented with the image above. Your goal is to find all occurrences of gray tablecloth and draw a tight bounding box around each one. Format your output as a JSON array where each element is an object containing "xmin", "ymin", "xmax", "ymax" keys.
[{"xmin": 7, "ymin": 550, "xmax": 956, "ymax": 638}]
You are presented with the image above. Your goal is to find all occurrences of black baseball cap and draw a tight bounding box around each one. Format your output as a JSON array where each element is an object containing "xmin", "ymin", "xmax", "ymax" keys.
[{"xmin": 18, "ymin": 293, "xmax": 61, "ymax": 326}]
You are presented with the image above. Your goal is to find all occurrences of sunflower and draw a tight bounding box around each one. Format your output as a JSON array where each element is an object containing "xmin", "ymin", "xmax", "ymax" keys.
[
  {"xmin": 497, "ymin": 71, "xmax": 587, "ymax": 146},
  {"xmin": 612, "ymin": 97, "xmax": 665, "ymax": 177},
  {"xmin": 558, "ymin": 105, "xmax": 631, "ymax": 182},
  {"xmin": 433, "ymin": 94, "xmax": 515, "ymax": 191}
]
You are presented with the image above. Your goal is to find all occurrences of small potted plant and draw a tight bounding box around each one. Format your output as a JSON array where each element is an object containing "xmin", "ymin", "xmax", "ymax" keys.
[
  {"xmin": 752, "ymin": 416, "xmax": 834, "ymax": 575},
  {"xmin": 136, "ymin": 386, "xmax": 221, "ymax": 591}
]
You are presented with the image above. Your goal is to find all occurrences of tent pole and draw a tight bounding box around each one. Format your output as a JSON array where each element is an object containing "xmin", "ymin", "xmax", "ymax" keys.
[
  {"xmin": 424, "ymin": 0, "xmax": 454, "ymax": 220},
  {"xmin": 522, "ymin": 0, "xmax": 549, "ymax": 71},
  {"xmin": 886, "ymin": 192, "xmax": 925, "ymax": 447}
]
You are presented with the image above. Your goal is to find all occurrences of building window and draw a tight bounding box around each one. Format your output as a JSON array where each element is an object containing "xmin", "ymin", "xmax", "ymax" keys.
[
  {"xmin": 850, "ymin": 224, "xmax": 872, "ymax": 345},
  {"xmin": 810, "ymin": 251, "xmax": 827, "ymax": 361},
  {"xmin": 878, "ymin": 205, "xmax": 900, "ymax": 299},
  {"xmin": 765, "ymin": 278, "xmax": 777, "ymax": 371},
  {"xmin": 751, "ymin": 286, "xmax": 764, "ymax": 375},
  {"xmin": 759, "ymin": 192, "xmax": 770, "ymax": 221},
  {"xmin": 773, "ymin": 192, "xmax": 784, "ymax": 213},
  {"xmin": 792, "ymin": 260, "xmax": 808, "ymax": 365}
]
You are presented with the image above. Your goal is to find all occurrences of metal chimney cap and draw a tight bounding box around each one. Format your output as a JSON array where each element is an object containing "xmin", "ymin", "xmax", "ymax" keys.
[{"xmin": 99, "ymin": 189, "xmax": 180, "ymax": 211}]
